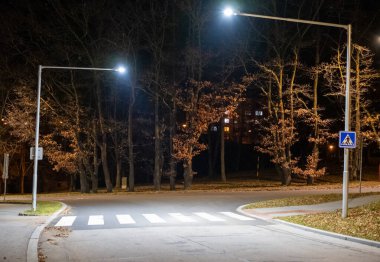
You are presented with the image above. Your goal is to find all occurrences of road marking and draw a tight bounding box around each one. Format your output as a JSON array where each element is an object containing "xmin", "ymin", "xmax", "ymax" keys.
[
  {"xmin": 55, "ymin": 216, "xmax": 76, "ymax": 227},
  {"xmin": 143, "ymin": 214, "xmax": 167, "ymax": 223},
  {"xmin": 54, "ymin": 211, "xmax": 256, "ymax": 227},
  {"xmin": 88, "ymin": 215, "xmax": 104, "ymax": 225},
  {"xmin": 220, "ymin": 212, "xmax": 255, "ymax": 221},
  {"xmin": 169, "ymin": 213, "xmax": 197, "ymax": 222},
  {"xmin": 193, "ymin": 212, "xmax": 225, "ymax": 222},
  {"xmin": 116, "ymin": 214, "xmax": 136, "ymax": 224}
]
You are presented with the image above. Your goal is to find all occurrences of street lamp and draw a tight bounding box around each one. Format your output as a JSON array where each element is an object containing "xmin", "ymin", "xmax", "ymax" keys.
[
  {"xmin": 224, "ymin": 7, "xmax": 352, "ymax": 218},
  {"xmin": 32, "ymin": 65, "xmax": 125, "ymax": 211}
]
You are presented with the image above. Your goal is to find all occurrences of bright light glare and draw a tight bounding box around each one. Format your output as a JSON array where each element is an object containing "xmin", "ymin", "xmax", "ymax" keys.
[
  {"xmin": 116, "ymin": 66, "xmax": 126, "ymax": 74},
  {"xmin": 223, "ymin": 7, "xmax": 234, "ymax": 17}
]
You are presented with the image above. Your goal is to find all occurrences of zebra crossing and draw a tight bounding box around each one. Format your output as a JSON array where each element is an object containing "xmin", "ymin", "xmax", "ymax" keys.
[{"xmin": 53, "ymin": 211, "xmax": 255, "ymax": 227}]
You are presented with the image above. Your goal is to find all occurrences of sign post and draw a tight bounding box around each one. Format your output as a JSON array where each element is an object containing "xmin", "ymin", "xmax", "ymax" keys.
[
  {"xmin": 2, "ymin": 153, "xmax": 9, "ymax": 201},
  {"xmin": 339, "ymin": 131, "xmax": 356, "ymax": 218}
]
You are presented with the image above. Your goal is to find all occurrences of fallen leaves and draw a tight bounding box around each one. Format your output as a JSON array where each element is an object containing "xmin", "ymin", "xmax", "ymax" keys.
[{"xmin": 282, "ymin": 200, "xmax": 380, "ymax": 241}]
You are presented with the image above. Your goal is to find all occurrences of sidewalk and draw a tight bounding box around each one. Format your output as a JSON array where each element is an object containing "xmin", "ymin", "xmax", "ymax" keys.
[
  {"xmin": 238, "ymin": 195, "xmax": 380, "ymax": 248},
  {"xmin": 0, "ymin": 202, "xmax": 65, "ymax": 262},
  {"xmin": 0, "ymin": 203, "xmax": 44, "ymax": 261},
  {"xmin": 240, "ymin": 194, "xmax": 380, "ymax": 219}
]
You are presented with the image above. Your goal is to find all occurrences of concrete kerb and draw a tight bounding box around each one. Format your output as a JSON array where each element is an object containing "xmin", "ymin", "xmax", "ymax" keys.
[
  {"xmin": 237, "ymin": 204, "xmax": 380, "ymax": 249},
  {"xmin": 274, "ymin": 218, "xmax": 380, "ymax": 248},
  {"xmin": 26, "ymin": 202, "xmax": 68, "ymax": 262}
]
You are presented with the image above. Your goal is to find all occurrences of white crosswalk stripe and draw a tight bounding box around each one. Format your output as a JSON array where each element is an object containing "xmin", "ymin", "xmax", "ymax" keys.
[
  {"xmin": 142, "ymin": 213, "xmax": 167, "ymax": 223},
  {"xmin": 220, "ymin": 212, "xmax": 254, "ymax": 221},
  {"xmin": 169, "ymin": 213, "xmax": 197, "ymax": 222},
  {"xmin": 54, "ymin": 212, "xmax": 255, "ymax": 227},
  {"xmin": 55, "ymin": 216, "xmax": 76, "ymax": 227},
  {"xmin": 116, "ymin": 214, "xmax": 136, "ymax": 224},
  {"xmin": 88, "ymin": 215, "xmax": 104, "ymax": 225},
  {"xmin": 193, "ymin": 212, "xmax": 225, "ymax": 222}
]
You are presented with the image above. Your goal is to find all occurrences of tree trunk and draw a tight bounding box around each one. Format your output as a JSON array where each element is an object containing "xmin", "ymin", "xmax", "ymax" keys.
[
  {"xmin": 70, "ymin": 174, "xmax": 76, "ymax": 192},
  {"xmin": 169, "ymin": 102, "xmax": 176, "ymax": 191},
  {"xmin": 20, "ymin": 146, "xmax": 26, "ymax": 194},
  {"xmin": 183, "ymin": 159, "xmax": 193, "ymax": 190},
  {"xmin": 309, "ymin": 42, "xmax": 320, "ymax": 184},
  {"xmin": 128, "ymin": 81, "xmax": 135, "ymax": 192},
  {"xmin": 100, "ymin": 140, "xmax": 113, "ymax": 192},
  {"xmin": 91, "ymin": 127, "xmax": 99, "ymax": 193},
  {"xmin": 281, "ymin": 166, "xmax": 292, "ymax": 186},
  {"xmin": 91, "ymin": 160, "xmax": 99, "ymax": 193},
  {"xmin": 234, "ymin": 107, "xmax": 243, "ymax": 171},
  {"xmin": 153, "ymin": 94, "xmax": 161, "ymax": 191},
  {"xmin": 220, "ymin": 117, "xmax": 226, "ymax": 182},
  {"xmin": 79, "ymin": 170, "xmax": 88, "ymax": 193},
  {"xmin": 207, "ymin": 126, "xmax": 214, "ymax": 178},
  {"xmin": 115, "ymin": 157, "xmax": 122, "ymax": 189},
  {"xmin": 352, "ymin": 48, "xmax": 361, "ymax": 180},
  {"xmin": 94, "ymin": 75, "xmax": 113, "ymax": 193}
]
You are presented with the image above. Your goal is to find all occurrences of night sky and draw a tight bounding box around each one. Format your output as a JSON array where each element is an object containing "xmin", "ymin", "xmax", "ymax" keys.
[{"xmin": 0, "ymin": 0, "xmax": 379, "ymax": 191}]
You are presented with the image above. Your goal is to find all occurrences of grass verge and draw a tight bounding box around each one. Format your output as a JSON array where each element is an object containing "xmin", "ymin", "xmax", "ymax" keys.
[
  {"xmin": 280, "ymin": 200, "xmax": 380, "ymax": 242},
  {"xmin": 19, "ymin": 201, "xmax": 62, "ymax": 216},
  {"xmin": 244, "ymin": 192, "xmax": 380, "ymax": 209}
]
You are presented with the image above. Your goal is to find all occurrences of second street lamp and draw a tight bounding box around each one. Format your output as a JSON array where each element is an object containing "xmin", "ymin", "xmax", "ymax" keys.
[
  {"xmin": 224, "ymin": 7, "xmax": 352, "ymax": 218},
  {"xmin": 32, "ymin": 65, "xmax": 126, "ymax": 211}
]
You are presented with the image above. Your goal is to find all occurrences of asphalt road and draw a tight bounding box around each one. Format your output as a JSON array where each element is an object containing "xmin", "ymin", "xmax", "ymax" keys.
[{"xmin": 39, "ymin": 190, "xmax": 380, "ymax": 261}]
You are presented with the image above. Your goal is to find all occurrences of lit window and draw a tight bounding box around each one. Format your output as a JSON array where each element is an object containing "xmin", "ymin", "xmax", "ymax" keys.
[
  {"xmin": 224, "ymin": 126, "xmax": 230, "ymax": 132},
  {"xmin": 255, "ymin": 110, "xmax": 263, "ymax": 116},
  {"xmin": 224, "ymin": 118, "xmax": 230, "ymax": 124},
  {"xmin": 245, "ymin": 111, "xmax": 252, "ymax": 116},
  {"xmin": 211, "ymin": 126, "xmax": 218, "ymax": 132}
]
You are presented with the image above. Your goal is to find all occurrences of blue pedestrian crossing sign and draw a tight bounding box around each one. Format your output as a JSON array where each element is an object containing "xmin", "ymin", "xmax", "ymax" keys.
[{"xmin": 339, "ymin": 131, "xmax": 356, "ymax": 148}]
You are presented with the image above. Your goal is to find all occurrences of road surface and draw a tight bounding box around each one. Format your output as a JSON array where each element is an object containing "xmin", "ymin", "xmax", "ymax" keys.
[{"xmin": 39, "ymin": 191, "xmax": 380, "ymax": 261}]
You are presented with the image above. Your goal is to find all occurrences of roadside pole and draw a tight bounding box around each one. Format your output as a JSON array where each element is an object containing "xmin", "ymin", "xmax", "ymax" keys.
[
  {"xmin": 339, "ymin": 130, "xmax": 356, "ymax": 218},
  {"xmin": 2, "ymin": 153, "xmax": 9, "ymax": 201},
  {"xmin": 359, "ymin": 137, "xmax": 363, "ymax": 193}
]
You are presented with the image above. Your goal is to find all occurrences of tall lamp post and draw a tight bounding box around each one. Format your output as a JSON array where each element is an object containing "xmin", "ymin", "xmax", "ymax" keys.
[
  {"xmin": 224, "ymin": 8, "xmax": 352, "ymax": 218},
  {"xmin": 32, "ymin": 65, "xmax": 126, "ymax": 211}
]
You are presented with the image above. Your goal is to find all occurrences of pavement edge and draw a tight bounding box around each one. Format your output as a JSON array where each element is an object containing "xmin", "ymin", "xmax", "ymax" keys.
[
  {"xmin": 26, "ymin": 202, "xmax": 68, "ymax": 262},
  {"xmin": 237, "ymin": 204, "xmax": 380, "ymax": 249}
]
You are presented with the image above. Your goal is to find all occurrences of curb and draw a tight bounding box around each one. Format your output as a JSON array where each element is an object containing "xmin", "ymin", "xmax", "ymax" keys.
[
  {"xmin": 274, "ymin": 218, "xmax": 380, "ymax": 248},
  {"xmin": 237, "ymin": 204, "xmax": 380, "ymax": 249},
  {"xmin": 26, "ymin": 202, "xmax": 68, "ymax": 262},
  {"xmin": 236, "ymin": 204, "xmax": 273, "ymax": 220}
]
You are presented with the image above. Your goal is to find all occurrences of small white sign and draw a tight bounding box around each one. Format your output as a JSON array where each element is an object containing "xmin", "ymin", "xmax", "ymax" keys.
[
  {"xmin": 2, "ymin": 153, "xmax": 9, "ymax": 179},
  {"xmin": 30, "ymin": 147, "xmax": 43, "ymax": 160}
]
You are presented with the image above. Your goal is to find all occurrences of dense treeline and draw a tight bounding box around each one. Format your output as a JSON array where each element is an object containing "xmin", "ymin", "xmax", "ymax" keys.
[{"xmin": 0, "ymin": 0, "xmax": 378, "ymax": 193}]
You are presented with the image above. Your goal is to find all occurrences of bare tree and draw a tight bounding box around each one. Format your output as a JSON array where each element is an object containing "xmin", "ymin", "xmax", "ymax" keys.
[
  {"xmin": 174, "ymin": 80, "xmax": 245, "ymax": 188},
  {"xmin": 322, "ymin": 44, "xmax": 379, "ymax": 179}
]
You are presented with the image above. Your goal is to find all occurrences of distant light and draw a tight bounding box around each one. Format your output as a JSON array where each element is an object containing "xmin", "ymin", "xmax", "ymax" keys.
[
  {"xmin": 329, "ymin": 145, "xmax": 334, "ymax": 151},
  {"xmin": 115, "ymin": 66, "xmax": 126, "ymax": 74},
  {"xmin": 223, "ymin": 7, "xmax": 235, "ymax": 17},
  {"xmin": 255, "ymin": 110, "xmax": 263, "ymax": 116},
  {"xmin": 182, "ymin": 124, "xmax": 187, "ymax": 128}
]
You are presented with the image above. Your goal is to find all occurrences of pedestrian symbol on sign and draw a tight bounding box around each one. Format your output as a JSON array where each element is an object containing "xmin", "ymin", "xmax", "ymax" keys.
[
  {"xmin": 339, "ymin": 131, "xmax": 356, "ymax": 148},
  {"xmin": 342, "ymin": 135, "xmax": 353, "ymax": 146}
]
